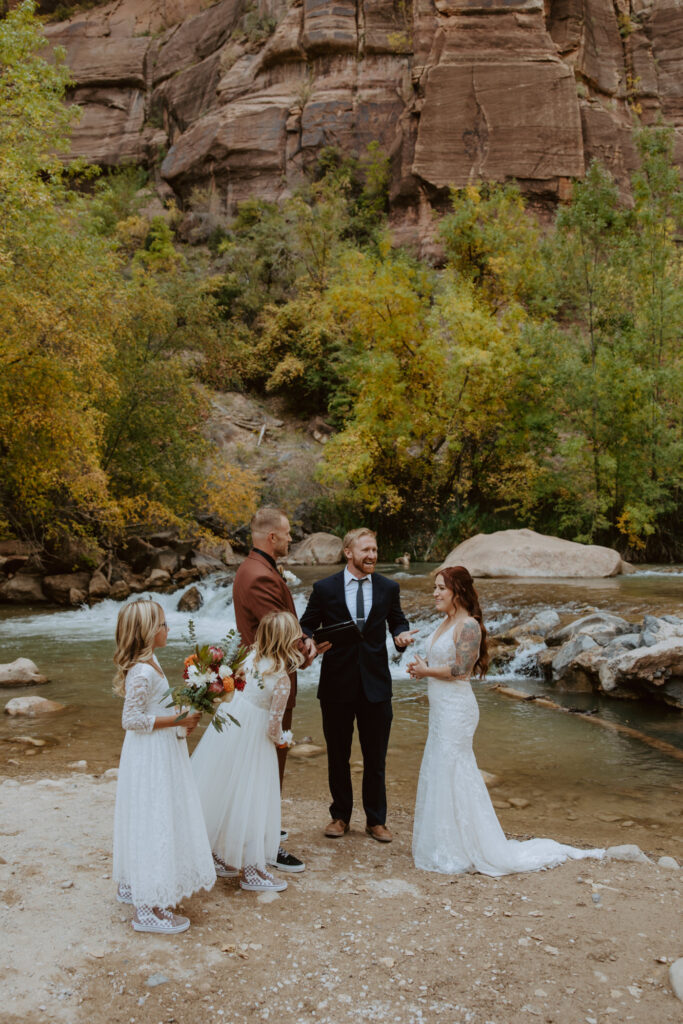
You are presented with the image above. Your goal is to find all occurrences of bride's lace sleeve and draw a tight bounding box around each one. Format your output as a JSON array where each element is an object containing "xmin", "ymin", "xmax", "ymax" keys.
[
  {"xmin": 449, "ymin": 620, "xmax": 482, "ymax": 679},
  {"xmin": 121, "ymin": 665, "xmax": 156, "ymax": 733},
  {"xmin": 267, "ymin": 672, "xmax": 291, "ymax": 743}
]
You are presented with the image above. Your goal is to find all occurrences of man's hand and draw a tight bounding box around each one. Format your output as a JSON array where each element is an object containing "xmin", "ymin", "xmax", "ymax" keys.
[
  {"xmin": 302, "ymin": 636, "xmax": 317, "ymax": 666},
  {"xmin": 394, "ymin": 629, "xmax": 419, "ymax": 649},
  {"xmin": 316, "ymin": 640, "xmax": 332, "ymax": 655}
]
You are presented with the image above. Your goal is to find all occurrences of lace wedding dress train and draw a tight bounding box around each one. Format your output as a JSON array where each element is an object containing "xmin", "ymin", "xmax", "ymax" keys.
[{"xmin": 412, "ymin": 625, "xmax": 605, "ymax": 876}]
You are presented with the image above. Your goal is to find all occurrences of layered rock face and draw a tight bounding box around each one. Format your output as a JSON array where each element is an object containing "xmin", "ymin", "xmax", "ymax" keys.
[{"xmin": 45, "ymin": 0, "xmax": 683, "ymax": 238}]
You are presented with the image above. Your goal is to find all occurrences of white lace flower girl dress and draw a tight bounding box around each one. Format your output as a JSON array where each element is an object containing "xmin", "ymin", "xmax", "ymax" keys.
[
  {"xmin": 113, "ymin": 657, "xmax": 216, "ymax": 907},
  {"xmin": 191, "ymin": 652, "xmax": 289, "ymax": 871},
  {"xmin": 412, "ymin": 623, "xmax": 605, "ymax": 876}
]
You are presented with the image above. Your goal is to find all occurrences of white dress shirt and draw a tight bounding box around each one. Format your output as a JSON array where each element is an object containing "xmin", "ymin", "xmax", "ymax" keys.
[{"xmin": 344, "ymin": 566, "xmax": 373, "ymax": 624}]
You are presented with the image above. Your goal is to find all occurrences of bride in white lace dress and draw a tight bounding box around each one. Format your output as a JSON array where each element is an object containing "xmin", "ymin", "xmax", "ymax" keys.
[{"xmin": 408, "ymin": 566, "xmax": 604, "ymax": 876}]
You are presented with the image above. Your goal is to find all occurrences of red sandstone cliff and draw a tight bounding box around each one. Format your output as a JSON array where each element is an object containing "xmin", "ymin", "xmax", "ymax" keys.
[{"xmin": 45, "ymin": 0, "xmax": 683, "ymax": 240}]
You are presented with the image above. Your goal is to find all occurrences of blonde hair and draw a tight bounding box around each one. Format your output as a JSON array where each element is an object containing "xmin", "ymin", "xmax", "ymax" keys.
[
  {"xmin": 342, "ymin": 527, "xmax": 376, "ymax": 552},
  {"xmin": 251, "ymin": 506, "xmax": 287, "ymax": 539},
  {"xmin": 112, "ymin": 599, "xmax": 165, "ymax": 697},
  {"xmin": 253, "ymin": 611, "xmax": 304, "ymax": 676}
]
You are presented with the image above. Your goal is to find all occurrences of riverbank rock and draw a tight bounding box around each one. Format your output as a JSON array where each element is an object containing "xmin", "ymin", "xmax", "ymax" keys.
[
  {"xmin": 606, "ymin": 844, "xmax": 653, "ymax": 864},
  {"xmin": 43, "ymin": 572, "xmax": 90, "ymax": 606},
  {"xmin": 669, "ymin": 959, "xmax": 683, "ymax": 1003},
  {"xmin": 109, "ymin": 580, "xmax": 131, "ymax": 600},
  {"xmin": 0, "ymin": 574, "xmax": 46, "ymax": 603},
  {"xmin": 598, "ymin": 638, "xmax": 683, "ymax": 708},
  {"xmin": 5, "ymin": 696, "xmax": 65, "ymax": 716},
  {"xmin": 145, "ymin": 568, "xmax": 172, "ymax": 588},
  {"xmin": 288, "ymin": 743, "xmax": 325, "ymax": 759},
  {"xmin": 88, "ymin": 572, "xmax": 111, "ymax": 599},
  {"xmin": 441, "ymin": 529, "xmax": 631, "ymax": 578},
  {"xmin": 285, "ymin": 533, "xmax": 343, "ymax": 566},
  {"xmin": 0, "ymin": 659, "xmax": 49, "ymax": 687},
  {"xmin": 195, "ymin": 539, "xmax": 242, "ymax": 567}
]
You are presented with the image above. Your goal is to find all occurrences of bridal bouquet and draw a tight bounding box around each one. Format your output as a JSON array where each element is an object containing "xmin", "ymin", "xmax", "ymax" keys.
[{"xmin": 164, "ymin": 622, "xmax": 248, "ymax": 733}]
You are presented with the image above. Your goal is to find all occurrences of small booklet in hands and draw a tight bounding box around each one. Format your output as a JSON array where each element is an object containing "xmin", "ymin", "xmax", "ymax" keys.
[{"xmin": 313, "ymin": 620, "xmax": 361, "ymax": 646}]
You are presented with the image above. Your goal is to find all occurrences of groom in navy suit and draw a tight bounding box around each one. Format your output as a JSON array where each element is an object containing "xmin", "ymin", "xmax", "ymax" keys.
[{"xmin": 300, "ymin": 528, "xmax": 416, "ymax": 842}]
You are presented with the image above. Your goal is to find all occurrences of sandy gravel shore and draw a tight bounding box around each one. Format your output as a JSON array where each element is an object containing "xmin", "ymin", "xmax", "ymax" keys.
[{"xmin": 1, "ymin": 770, "xmax": 682, "ymax": 1024}]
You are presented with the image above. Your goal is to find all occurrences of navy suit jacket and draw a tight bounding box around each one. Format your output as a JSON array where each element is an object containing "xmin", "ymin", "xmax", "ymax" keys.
[{"xmin": 300, "ymin": 570, "xmax": 409, "ymax": 703}]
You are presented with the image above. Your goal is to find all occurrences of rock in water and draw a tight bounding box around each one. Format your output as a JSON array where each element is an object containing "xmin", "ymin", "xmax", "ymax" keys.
[
  {"xmin": 0, "ymin": 659, "xmax": 49, "ymax": 687},
  {"xmin": 177, "ymin": 585, "xmax": 203, "ymax": 612},
  {"xmin": 5, "ymin": 696, "xmax": 65, "ymax": 716},
  {"xmin": 441, "ymin": 529, "xmax": 628, "ymax": 578}
]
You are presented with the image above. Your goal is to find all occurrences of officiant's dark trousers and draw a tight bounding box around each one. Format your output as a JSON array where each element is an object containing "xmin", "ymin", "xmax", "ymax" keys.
[{"xmin": 320, "ymin": 684, "xmax": 393, "ymax": 827}]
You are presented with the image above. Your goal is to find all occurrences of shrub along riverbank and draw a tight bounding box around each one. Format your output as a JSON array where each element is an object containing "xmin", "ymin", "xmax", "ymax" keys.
[{"xmin": 1, "ymin": 3, "xmax": 681, "ymax": 569}]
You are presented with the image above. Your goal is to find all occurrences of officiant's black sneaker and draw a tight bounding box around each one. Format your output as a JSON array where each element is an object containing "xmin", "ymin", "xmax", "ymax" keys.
[{"xmin": 269, "ymin": 846, "xmax": 305, "ymax": 873}]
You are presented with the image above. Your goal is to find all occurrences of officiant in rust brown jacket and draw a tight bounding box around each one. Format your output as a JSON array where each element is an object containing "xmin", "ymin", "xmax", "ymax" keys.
[{"xmin": 232, "ymin": 506, "xmax": 315, "ymax": 874}]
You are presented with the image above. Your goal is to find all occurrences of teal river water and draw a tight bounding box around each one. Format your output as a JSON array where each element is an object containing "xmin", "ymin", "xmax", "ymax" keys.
[{"xmin": 1, "ymin": 565, "xmax": 682, "ymax": 854}]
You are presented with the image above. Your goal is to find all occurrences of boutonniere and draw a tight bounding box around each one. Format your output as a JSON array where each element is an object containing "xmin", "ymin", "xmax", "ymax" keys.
[{"xmin": 277, "ymin": 563, "xmax": 285, "ymax": 578}]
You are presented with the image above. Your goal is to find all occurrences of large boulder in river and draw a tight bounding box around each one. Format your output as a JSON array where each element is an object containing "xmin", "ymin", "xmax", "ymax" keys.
[
  {"xmin": 5, "ymin": 695, "xmax": 65, "ymax": 715},
  {"xmin": 0, "ymin": 659, "xmax": 49, "ymax": 687},
  {"xmin": 441, "ymin": 529, "xmax": 631, "ymax": 578},
  {"xmin": 285, "ymin": 533, "xmax": 343, "ymax": 566}
]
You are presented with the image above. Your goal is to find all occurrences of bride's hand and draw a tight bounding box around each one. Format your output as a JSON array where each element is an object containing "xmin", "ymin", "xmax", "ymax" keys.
[{"xmin": 408, "ymin": 655, "xmax": 428, "ymax": 680}]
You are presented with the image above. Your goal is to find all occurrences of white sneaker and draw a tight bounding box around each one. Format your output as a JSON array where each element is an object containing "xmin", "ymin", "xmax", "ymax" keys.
[
  {"xmin": 280, "ymin": 829, "xmax": 289, "ymax": 842},
  {"xmin": 132, "ymin": 905, "xmax": 190, "ymax": 934},
  {"xmin": 213, "ymin": 853, "xmax": 240, "ymax": 878},
  {"xmin": 240, "ymin": 865, "xmax": 287, "ymax": 893},
  {"xmin": 116, "ymin": 883, "xmax": 133, "ymax": 904}
]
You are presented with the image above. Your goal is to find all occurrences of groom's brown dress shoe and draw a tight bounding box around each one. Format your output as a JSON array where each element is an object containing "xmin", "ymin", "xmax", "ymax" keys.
[
  {"xmin": 365, "ymin": 824, "xmax": 393, "ymax": 843},
  {"xmin": 324, "ymin": 819, "xmax": 350, "ymax": 838}
]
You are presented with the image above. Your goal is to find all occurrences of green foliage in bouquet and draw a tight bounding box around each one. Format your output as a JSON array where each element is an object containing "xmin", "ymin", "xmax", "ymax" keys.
[{"xmin": 164, "ymin": 620, "xmax": 248, "ymax": 732}]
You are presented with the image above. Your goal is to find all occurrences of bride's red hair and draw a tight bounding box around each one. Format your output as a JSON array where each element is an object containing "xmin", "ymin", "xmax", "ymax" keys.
[{"xmin": 438, "ymin": 565, "xmax": 489, "ymax": 677}]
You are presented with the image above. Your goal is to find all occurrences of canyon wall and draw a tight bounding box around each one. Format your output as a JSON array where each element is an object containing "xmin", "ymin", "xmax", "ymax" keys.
[{"xmin": 45, "ymin": 0, "xmax": 683, "ymax": 243}]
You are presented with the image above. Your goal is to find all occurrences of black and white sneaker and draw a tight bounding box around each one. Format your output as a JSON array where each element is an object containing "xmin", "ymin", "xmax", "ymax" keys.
[
  {"xmin": 280, "ymin": 829, "xmax": 289, "ymax": 842},
  {"xmin": 269, "ymin": 846, "xmax": 305, "ymax": 873}
]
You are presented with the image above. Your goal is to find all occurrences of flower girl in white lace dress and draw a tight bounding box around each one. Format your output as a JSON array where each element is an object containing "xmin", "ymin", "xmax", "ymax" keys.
[
  {"xmin": 192, "ymin": 611, "xmax": 304, "ymax": 894},
  {"xmin": 408, "ymin": 567, "xmax": 604, "ymax": 877},
  {"xmin": 112, "ymin": 600, "xmax": 216, "ymax": 934}
]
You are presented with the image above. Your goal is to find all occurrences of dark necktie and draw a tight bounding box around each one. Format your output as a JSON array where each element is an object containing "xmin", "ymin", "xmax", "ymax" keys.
[{"xmin": 355, "ymin": 577, "xmax": 366, "ymax": 630}]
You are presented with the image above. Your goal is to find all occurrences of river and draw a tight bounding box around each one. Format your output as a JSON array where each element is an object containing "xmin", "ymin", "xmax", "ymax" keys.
[{"xmin": 1, "ymin": 564, "xmax": 682, "ymax": 857}]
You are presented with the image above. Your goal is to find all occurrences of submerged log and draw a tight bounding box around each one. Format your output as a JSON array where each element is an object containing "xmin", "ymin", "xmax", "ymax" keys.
[{"xmin": 491, "ymin": 684, "xmax": 683, "ymax": 763}]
